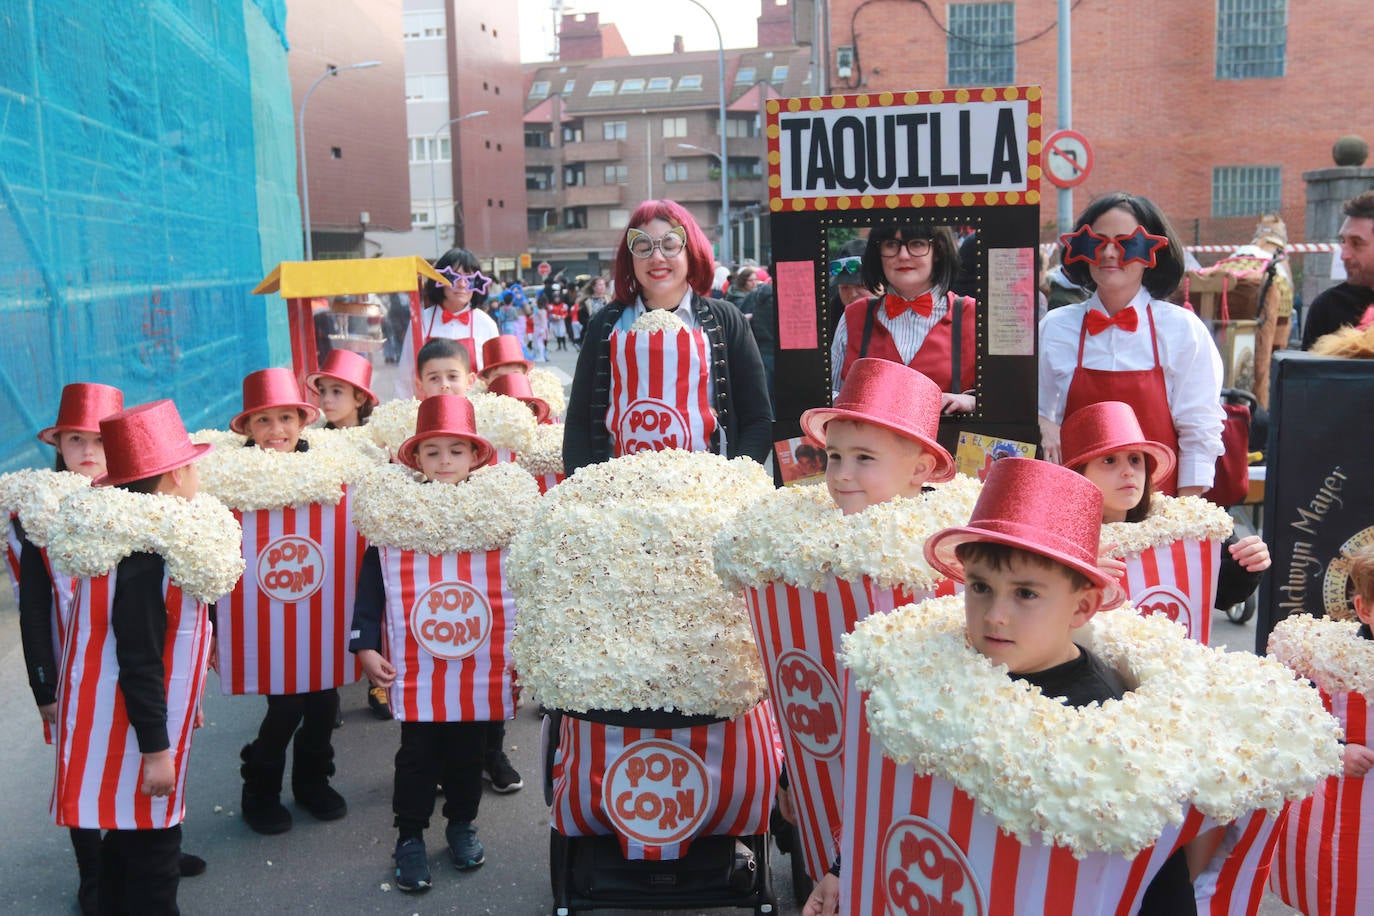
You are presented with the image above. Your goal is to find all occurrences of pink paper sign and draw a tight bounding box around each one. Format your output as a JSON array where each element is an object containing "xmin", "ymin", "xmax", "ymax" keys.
[{"xmin": 776, "ymin": 261, "xmax": 818, "ymax": 350}]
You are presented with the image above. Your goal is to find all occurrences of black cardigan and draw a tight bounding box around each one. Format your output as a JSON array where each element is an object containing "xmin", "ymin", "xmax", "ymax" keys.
[{"xmin": 563, "ymin": 295, "xmax": 773, "ymax": 473}]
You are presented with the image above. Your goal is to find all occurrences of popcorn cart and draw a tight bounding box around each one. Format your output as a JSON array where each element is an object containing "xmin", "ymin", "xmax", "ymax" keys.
[{"xmin": 252, "ymin": 256, "xmax": 447, "ymax": 393}]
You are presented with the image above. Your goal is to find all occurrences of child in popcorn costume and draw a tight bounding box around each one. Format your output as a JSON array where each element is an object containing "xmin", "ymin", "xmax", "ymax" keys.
[
  {"xmin": 350, "ymin": 395, "xmax": 529, "ymax": 891},
  {"xmin": 230, "ymin": 368, "xmax": 347, "ymax": 834},
  {"xmin": 50, "ymin": 400, "xmax": 216, "ymax": 915},
  {"xmin": 416, "ymin": 337, "xmax": 473, "ymax": 397},
  {"xmin": 804, "ymin": 458, "xmax": 1195, "ymax": 915},
  {"xmin": 1346, "ymin": 545, "xmax": 1374, "ymax": 777}
]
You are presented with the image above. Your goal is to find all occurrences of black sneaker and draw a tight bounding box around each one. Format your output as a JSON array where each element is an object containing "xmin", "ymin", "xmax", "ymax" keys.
[
  {"xmin": 367, "ymin": 684, "xmax": 392, "ymax": 720},
  {"xmin": 393, "ymin": 838, "xmax": 432, "ymax": 892},
  {"xmin": 445, "ymin": 821, "xmax": 485, "ymax": 870},
  {"xmin": 483, "ymin": 751, "xmax": 524, "ymax": 793}
]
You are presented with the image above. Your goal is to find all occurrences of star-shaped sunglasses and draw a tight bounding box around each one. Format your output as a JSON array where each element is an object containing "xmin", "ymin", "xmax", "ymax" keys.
[
  {"xmin": 438, "ymin": 266, "xmax": 493, "ymax": 295},
  {"xmin": 1059, "ymin": 225, "xmax": 1170, "ymax": 269}
]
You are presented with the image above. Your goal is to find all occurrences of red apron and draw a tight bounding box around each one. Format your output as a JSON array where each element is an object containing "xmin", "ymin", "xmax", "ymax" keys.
[
  {"xmin": 418, "ymin": 308, "xmax": 479, "ymax": 371},
  {"xmin": 1065, "ymin": 303, "xmax": 1180, "ymax": 496},
  {"xmin": 840, "ymin": 293, "xmax": 976, "ymax": 393}
]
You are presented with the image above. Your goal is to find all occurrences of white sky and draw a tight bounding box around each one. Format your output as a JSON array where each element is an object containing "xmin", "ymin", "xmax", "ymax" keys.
[{"xmin": 518, "ymin": 0, "xmax": 765, "ymax": 63}]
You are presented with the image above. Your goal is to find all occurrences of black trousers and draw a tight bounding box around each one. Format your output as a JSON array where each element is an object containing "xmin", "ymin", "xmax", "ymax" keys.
[
  {"xmin": 98, "ymin": 825, "xmax": 181, "ymax": 915},
  {"xmin": 250, "ymin": 688, "xmax": 338, "ymax": 762},
  {"xmin": 393, "ymin": 720, "xmax": 487, "ymax": 836}
]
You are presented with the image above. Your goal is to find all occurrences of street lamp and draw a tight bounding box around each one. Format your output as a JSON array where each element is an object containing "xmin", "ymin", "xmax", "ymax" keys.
[
  {"xmin": 428, "ymin": 110, "xmax": 490, "ymax": 256},
  {"xmin": 682, "ymin": 0, "xmax": 730, "ymax": 265},
  {"xmin": 298, "ymin": 60, "xmax": 381, "ymax": 261}
]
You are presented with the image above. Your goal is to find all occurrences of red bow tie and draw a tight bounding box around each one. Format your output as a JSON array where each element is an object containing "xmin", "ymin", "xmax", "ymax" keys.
[
  {"xmin": 884, "ymin": 291, "xmax": 935, "ymax": 320},
  {"xmin": 1085, "ymin": 306, "xmax": 1138, "ymax": 336},
  {"xmin": 440, "ymin": 308, "xmax": 471, "ymax": 326}
]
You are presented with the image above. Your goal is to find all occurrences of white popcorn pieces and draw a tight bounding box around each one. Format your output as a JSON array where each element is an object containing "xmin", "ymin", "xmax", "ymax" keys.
[
  {"xmin": 196, "ymin": 431, "xmax": 385, "ymax": 511},
  {"xmin": 0, "ymin": 468, "xmax": 91, "ymax": 547},
  {"xmin": 713, "ymin": 474, "xmax": 981, "ymax": 593},
  {"xmin": 468, "ymin": 390, "xmax": 538, "ymax": 453},
  {"xmin": 350, "ymin": 462, "xmax": 540, "ymax": 554},
  {"xmin": 527, "ymin": 367, "xmax": 567, "ymax": 418},
  {"xmin": 508, "ymin": 450, "xmax": 773, "ymax": 718},
  {"xmin": 631, "ymin": 308, "xmax": 688, "ymax": 333},
  {"xmin": 1102, "ymin": 493, "xmax": 1234, "ymax": 558},
  {"xmin": 366, "ymin": 398, "xmax": 421, "ymax": 454},
  {"xmin": 47, "ymin": 488, "xmax": 245, "ymax": 604},
  {"xmin": 842, "ymin": 596, "xmax": 1342, "ymax": 858},
  {"xmin": 1269, "ymin": 613, "xmax": 1374, "ymax": 699},
  {"xmin": 515, "ymin": 423, "xmax": 565, "ymax": 476}
]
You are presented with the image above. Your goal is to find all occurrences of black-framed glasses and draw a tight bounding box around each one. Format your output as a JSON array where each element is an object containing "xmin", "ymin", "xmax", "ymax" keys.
[
  {"xmin": 829, "ymin": 256, "xmax": 863, "ymax": 278},
  {"xmin": 627, "ymin": 227, "xmax": 687, "ymax": 259},
  {"xmin": 878, "ymin": 238, "xmax": 932, "ymax": 258}
]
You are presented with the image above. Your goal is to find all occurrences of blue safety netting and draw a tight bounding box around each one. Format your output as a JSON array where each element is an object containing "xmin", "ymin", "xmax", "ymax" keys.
[{"xmin": 0, "ymin": 0, "xmax": 297, "ymax": 472}]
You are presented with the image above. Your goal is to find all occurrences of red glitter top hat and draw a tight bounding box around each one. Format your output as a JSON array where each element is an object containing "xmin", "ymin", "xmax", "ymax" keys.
[
  {"xmin": 93, "ymin": 400, "xmax": 212, "ymax": 488},
  {"xmin": 799, "ymin": 358, "xmax": 954, "ymax": 482},
  {"xmin": 306, "ymin": 350, "xmax": 379, "ymax": 407},
  {"xmin": 487, "ymin": 372, "xmax": 550, "ymax": 424},
  {"xmin": 230, "ymin": 368, "xmax": 321, "ymax": 434},
  {"xmin": 38, "ymin": 383, "xmax": 125, "ymax": 446},
  {"xmin": 1060, "ymin": 401, "xmax": 1176, "ymax": 486},
  {"xmin": 398, "ymin": 395, "xmax": 495, "ymax": 471},
  {"xmin": 479, "ymin": 335, "xmax": 532, "ymax": 377},
  {"xmin": 924, "ymin": 458, "xmax": 1125, "ymax": 609}
]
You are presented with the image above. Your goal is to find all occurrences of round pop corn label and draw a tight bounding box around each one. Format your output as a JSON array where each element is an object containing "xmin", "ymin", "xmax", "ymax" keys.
[
  {"xmin": 602, "ymin": 739, "xmax": 710, "ymax": 845},
  {"xmin": 411, "ymin": 581, "xmax": 493, "ymax": 660},
  {"xmin": 256, "ymin": 534, "xmax": 326, "ymax": 604},
  {"xmin": 1134, "ymin": 584, "xmax": 1195, "ymax": 639},
  {"xmin": 882, "ymin": 815, "xmax": 985, "ymax": 916},
  {"xmin": 616, "ymin": 398, "xmax": 691, "ymax": 455},
  {"xmin": 775, "ymin": 650, "xmax": 844, "ymax": 758}
]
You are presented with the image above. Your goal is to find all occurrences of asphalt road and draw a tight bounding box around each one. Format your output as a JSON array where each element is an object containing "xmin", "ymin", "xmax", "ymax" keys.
[{"xmin": 0, "ymin": 333, "xmax": 1294, "ymax": 915}]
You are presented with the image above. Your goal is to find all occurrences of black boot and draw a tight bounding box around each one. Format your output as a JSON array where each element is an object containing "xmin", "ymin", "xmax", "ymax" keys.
[
  {"xmin": 70, "ymin": 827, "xmax": 100, "ymax": 916},
  {"xmin": 292, "ymin": 739, "xmax": 347, "ymax": 821},
  {"xmin": 240, "ymin": 743, "xmax": 292, "ymax": 834}
]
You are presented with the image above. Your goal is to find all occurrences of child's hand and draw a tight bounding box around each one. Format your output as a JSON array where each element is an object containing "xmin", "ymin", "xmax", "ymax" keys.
[
  {"xmin": 1342, "ymin": 743, "xmax": 1374, "ymax": 778},
  {"xmin": 1096, "ymin": 543, "xmax": 1128, "ymax": 581},
  {"xmin": 940, "ymin": 393, "xmax": 976, "ymax": 415},
  {"xmin": 141, "ymin": 750, "xmax": 176, "ymax": 797},
  {"xmin": 1229, "ymin": 535, "xmax": 1272, "ymax": 573},
  {"xmin": 38, "ymin": 702, "xmax": 57, "ymax": 725},
  {"xmin": 803, "ymin": 873, "xmax": 840, "ymax": 916},
  {"xmin": 776, "ymin": 783, "xmax": 798, "ymax": 825},
  {"xmin": 358, "ymin": 649, "xmax": 396, "ymax": 687},
  {"xmin": 207, "ymin": 637, "xmax": 219, "ymax": 674},
  {"xmin": 194, "ymin": 703, "xmax": 205, "ymax": 729}
]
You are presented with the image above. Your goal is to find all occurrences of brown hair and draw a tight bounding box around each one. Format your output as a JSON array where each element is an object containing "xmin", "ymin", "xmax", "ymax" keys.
[
  {"xmin": 954, "ymin": 541, "xmax": 1094, "ymax": 592},
  {"xmin": 1348, "ymin": 544, "xmax": 1374, "ymax": 607},
  {"xmin": 115, "ymin": 474, "xmax": 164, "ymax": 495}
]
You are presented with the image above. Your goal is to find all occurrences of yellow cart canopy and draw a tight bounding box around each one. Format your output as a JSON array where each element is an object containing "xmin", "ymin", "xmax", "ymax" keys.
[{"xmin": 253, "ymin": 256, "xmax": 447, "ymax": 298}]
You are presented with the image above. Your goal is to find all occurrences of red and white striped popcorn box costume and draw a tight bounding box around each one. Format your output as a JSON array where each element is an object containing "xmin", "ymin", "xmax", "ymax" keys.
[
  {"xmin": 52, "ymin": 572, "xmax": 212, "ymax": 830},
  {"xmin": 1271, "ymin": 687, "xmax": 1373, "ymax": 915},
  {"xmin": 1116, "ymin": 538, "xmax": 1222, "ymax": 644},
  {"xmin": 548, "ymin": 701, "xmax": 782, "ymax": 861},
  {"xmin": 531, "ymin": 472, "xmax": 564, "ymax": 495},
  {"xmin": 217, "ymin": 494, "xmax": 364, "ymax": 695},
  {"xmin": 605, "ymin": 322, "xmax": 717, "ymax": 457},
  {"xmin": 377, "ymin": 546, "xmax": 516, "ymax": 722},
  {"xmin": 743, "ymin": 575, "xmax": 941, "ymax": 882},
  {"xmin": 34, "ymin": 546, "xmax": 77, "ymax": 745},
  {"xmin": 839, "ymin": 676, "xmax": 1286, "ymax": 916}
]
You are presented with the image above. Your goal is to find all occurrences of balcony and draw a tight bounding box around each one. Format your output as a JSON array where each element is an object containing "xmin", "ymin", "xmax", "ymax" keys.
[
  {"xmin": 526, "ymin": 187, "xmax": 560, "ymax": 210},
  {"xmin": 528, "ymin": 226, "xmax": 622, "ymax": 255},
  {"xmin": 525, "ymin": 145, "xmax": 559, "ymax": 168},
  {"xmin": 561, "ymin": 139, "xmax": 625, "ymax": 163},
  {"xmin": 565, "ymin": 183, "xmax": 624, "ymax": 207}
]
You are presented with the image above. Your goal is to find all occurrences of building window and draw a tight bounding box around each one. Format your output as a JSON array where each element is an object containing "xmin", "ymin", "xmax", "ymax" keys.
[
  {"xmin": 404, "ymin": 11, "xmax": 444, "ymax": 40},
  {"xmin": 526, "ymin": 169, "xmax": 555, "ymax": 191},
  {"xmin": 608, "ymin": 208, "xmax": 630, "ymax": 230},
  {"xmin": 412, "ymin": 208, "xmax": 433, "ymax": 228},
  {"xmin": 677, "ymin": 74, "xmax": 703, "ymax": 91},
  {"xmin": 524, "ymin": 128, "xmax": 552, "ymax": 149},
  {"xmin": 564, "ymin": 207, "xmax": 588, "ymax": 229},
  {"xmin": 771, "ymin": 65, "xmax": 788, "ymax": 83},
  {"xmin": 562, "ymin": 79, "xmax": 576, "ymax": 95},
  {"xmin": 720, "ymin": 116, "xmax": 757, "ymax": 138},
  {"xmin": 1216, "ymin": 0, "xmax": 1287, "ymax": 79},
  {"xmin": 735, "ymin": 66, "xmax": 756, "ymax": 85},
  {"xmin": 405, "ymin": 73, "xmax": 449, "ymax": 102},
  {"xmin": 727, "ymin": 158, "xmax": 763, "ymax": 179},
  {"xmin": 662, "ymin": 117, "xmax": 688, "ymax": 138},
  {"xmin": 947, "ymin": 2, "xmax": 1015, "ymax": 86},
  {"xmin": 663, "ymin": 161, "xmax": 689, "ymax": 182},
  {"xmin": 603, "ymin": 164, "xmax": 629, "ymax": 183},
  {"xmin": 589, "ymin": 79, "xmax": 616, "ymax": 96},
  {"xmin": 528, "ymin": 80, "xmax": 551, "ymax": 98},
  {"xmin": 564, "ymin": 164, "xmax": 586, "ymax": 187},
  {"xmin": 1212, "ymin": 165, "xmax": 1281, "ymax": 217},
  {"xmin": 563, "ymin": 122, "xmax": 584, "ymax": 143},
  {"xmin": 528, "ymin": 209, "xmax": 555, "ymax": 231},
  {"xmin": 646, "ymin": 76, "xmax": 672, "ymax": 92},
  {"xmin": 603, "ymin": 121, "xmax": 627, "ymax": 141},
  {"xmin": 408, "ymin": 137, "xmax": 451, "ymax": 163},
  {"xmin": 620, "ymin": 78, "xmax": 645, "ymax": 94}
]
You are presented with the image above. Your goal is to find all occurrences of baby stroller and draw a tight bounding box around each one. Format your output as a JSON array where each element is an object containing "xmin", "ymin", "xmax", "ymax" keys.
[{"xmin": 543, "ymin": 706, "xmax": 779, "ymax": 916}]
